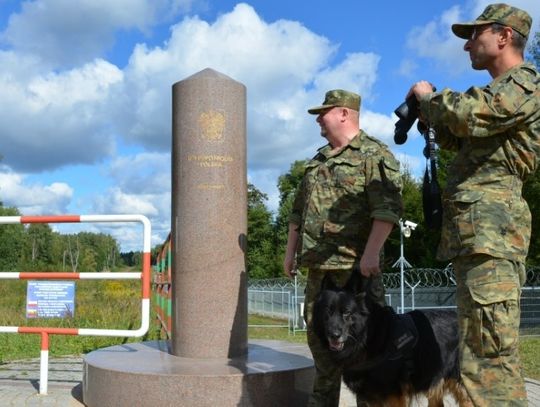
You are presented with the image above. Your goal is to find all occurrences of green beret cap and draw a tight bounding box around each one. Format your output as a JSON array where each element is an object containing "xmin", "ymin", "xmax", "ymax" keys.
[
  {"xmin": 452, "ymin": 3, "xmax": 532, "ymax": 39},
  {"xmin": 308, "ymin": 89, "xmax": 361, "ymax": 114}
]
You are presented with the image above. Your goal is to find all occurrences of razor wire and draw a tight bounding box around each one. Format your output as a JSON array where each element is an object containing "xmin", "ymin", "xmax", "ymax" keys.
[{"xmin": 248, "ymin": 266, "xmax": 540, "ymax": 290}]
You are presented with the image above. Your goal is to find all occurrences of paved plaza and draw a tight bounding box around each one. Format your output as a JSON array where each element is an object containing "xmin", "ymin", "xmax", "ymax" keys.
[{"xmin": 0, "ymin": 355, "xmax": 539, "ymax": 406}]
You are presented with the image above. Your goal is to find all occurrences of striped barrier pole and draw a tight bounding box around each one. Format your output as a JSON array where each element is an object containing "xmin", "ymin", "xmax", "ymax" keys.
[
  {"xmin": 0, "ymin": 214, "xmax": 151, "ymax": 394},
  {"xmin": 40, "ymin": 332, "xmax": 49, "ymax": 395}
]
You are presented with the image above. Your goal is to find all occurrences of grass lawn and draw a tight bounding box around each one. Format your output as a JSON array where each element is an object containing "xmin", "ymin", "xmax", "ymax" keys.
[
  {"xmin": 248, "ymin": 314, "xmax": 306, "ymax": 343},
  {"xmin": 520, "ymin": 337, "xmax": 540, "ymax": 381}
]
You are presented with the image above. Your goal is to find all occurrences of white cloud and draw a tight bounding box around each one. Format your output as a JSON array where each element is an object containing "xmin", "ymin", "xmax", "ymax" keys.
[
  {"xmin": 106, "ymin": 3, "xmax": 383, "ymax": 181},
  {"xmin": 361, "ymin": 110, "xmax": 395, "ymax": 146},
  {"xmin": 0, "ymin": 170, "xmax": 73, "ymax": 214},
  {"xmin": 0, "ymin": 57, "xmax": 121, "ymax": 171},
  {"xmin": 28, "ymin": 59, "xmax": 123, "ymax": 108},
  {"xmin": 92, "ymin": 152, "xmax": 172, "ymax": 248},
  {"xmin": 397, "ymin": 59, "xmax": 419, "ymax": 78},
  {"xmin": 395, "ymin": 153, "xmax": 424, "ymax": 179},
  {"xmin": 107, "ymin": 152, "xmax": 170, "ymax": 195},
  {"xmin": 0, "ymin": 2, "xmax": 388, "ymax": 250},
  {"xmin": 115, "ymin": 3, "xmax": 338, "ymax": 151},
  {"xmin": 405, "ymin": 1, "xmax": 540, "ymax": 75},
  {"xmin": 0, "ymin": 0, "xmax": 194, "ymax": 67},
  {"xmin": 405, "ymin": 6, "xmax": 470, "ymax": 75},
  {"xmin": 312, "ymin": 53, "xmax": 380, "ymax": 102},
  {"xmin": 91, "ymin": 186, "xmax": 171, "ymax": 249},
  {"xmin": 93, "ymin": 187, "xmax": 160, "ymax": 216},
  {"xmin": 0, "ymin": 2, "xmax": 383, "ymax": 176},
  {"xmin": 248, "ymin": 168, "xmax": 284, "ymax": 214}
]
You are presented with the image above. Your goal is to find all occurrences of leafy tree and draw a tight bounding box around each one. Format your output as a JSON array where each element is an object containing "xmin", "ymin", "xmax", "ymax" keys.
[
  {"xmin": 527, "ymin": 27, "xmax": 539, "ymax": 69},
  {"xmin": 16, "ymin": 226, "xmax": 122, "ymax": 272},
  {"xmin": 74, "ymin": 232, "xmax": 121, "ymax": 272},
  {"xmin": 59, "ymin": 234, "xmax": 80, "ymax": 272},
  {"xmin": 0, "ymin": 206, "xmax": 25, "ymax": 271},
  {"xmin": 122, "ymin": 251, "xmax": 142, "ymax": 267},
  {"xmin": 247, "ymin": 183, "xmax": 280, "ymax": 279},
  {"xmin": 50, "ymin": 232, "xmax": 67, "ymax": 270},
  {"xmin": 79, "ymin": 247, "xmax": 98, "ymax": 272},
  {"xmin": 274, "ymin": 160, "xmax": 307, "ymax": 259},
  {"xmin": 385, "ymin": 167, "xmax": 422, "ymax": 270},
  {"xmin": 524, "ymin": 174, "xmax": 540, "ymax": 265},
  {"xmin": 399, "ymin": 148, "xmax": 454, "ymax": 269},
  {"xmin": 22, "ymin": 223, "xmax": 54, "ymax": 270},
  {"xmin": 388, "ymin": 165, "xmax": 446, "ymax": 269}
]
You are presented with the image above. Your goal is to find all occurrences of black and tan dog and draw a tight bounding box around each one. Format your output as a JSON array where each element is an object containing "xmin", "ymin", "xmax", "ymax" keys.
[{"xmin": 312, "ymin": 273, "xmax": 471, "ymax": 406}]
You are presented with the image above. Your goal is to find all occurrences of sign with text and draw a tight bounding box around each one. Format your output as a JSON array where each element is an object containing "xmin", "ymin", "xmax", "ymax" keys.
[{"xmin": 26, "ymin": 281, "xmax": 76, "ymax": 318}]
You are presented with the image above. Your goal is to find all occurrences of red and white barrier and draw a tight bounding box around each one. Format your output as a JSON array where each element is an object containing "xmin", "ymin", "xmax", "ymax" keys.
[{"xmin": 0, "ymin": 214, "xmax": 151, "ymax": 394}]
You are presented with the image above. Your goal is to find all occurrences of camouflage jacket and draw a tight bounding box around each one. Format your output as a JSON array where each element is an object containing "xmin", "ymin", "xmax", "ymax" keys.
[
  {"xmin": 419, "ymin": 63, "xmax": 540, "ymax": 262},
  {"xmin": 289, "ymin": 131, "xmax": 402, "ymax": 270}
]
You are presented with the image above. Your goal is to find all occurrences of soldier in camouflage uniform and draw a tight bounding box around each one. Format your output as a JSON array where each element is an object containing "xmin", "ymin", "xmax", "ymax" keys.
[
  {"xmin": 409, "ymin": 4, "xmax": 540, "ymax": 406},
  {"xmin": 283, "ymin": 89, "xmax": 402, "ymax": 406}
]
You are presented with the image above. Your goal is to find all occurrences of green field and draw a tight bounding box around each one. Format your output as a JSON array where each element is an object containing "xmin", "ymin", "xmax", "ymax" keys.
[
  {"xmin": 0, "ymin": 280, "xmax": 539, "ymax": 381},
  {"xmin": 0, "ymin": 279, "xmax": 162, "ymax": 361}
]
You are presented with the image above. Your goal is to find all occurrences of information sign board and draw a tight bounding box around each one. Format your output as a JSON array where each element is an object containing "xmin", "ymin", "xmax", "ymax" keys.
[{"xmin": 26, "ymin": 281, "xmax": 76, "ymax": 318}]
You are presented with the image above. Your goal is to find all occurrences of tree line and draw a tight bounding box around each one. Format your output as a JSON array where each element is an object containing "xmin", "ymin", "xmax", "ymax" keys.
[{"xmin": 0, "ymin": 206, "xmax": 132, "ymax": 272}]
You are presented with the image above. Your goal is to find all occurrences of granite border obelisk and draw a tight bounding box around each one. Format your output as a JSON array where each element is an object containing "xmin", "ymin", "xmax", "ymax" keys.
[
  {"xmin": 83, "ymin": 68, "xmax": 313, "ymax": 407},
  {"xmin": 171, "ymin": 68, "xmax": 247, "ymax": 358}
]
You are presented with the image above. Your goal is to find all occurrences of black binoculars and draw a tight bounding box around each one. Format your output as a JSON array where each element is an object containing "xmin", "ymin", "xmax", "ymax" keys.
[{"xmin": 393, "ymin": 86, "xmax": 435, "ymax": 145}]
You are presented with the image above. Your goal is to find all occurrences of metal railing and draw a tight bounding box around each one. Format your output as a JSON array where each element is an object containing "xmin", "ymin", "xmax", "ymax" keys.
[
  {"xmin": 248, "ymin": 275, "xmax": 306, "ymax": 334},
  {"xmin": 247, "ymin": 267, "xmax": 540, "ymax": 336},
  {"xmin": 0, "ymin": 214, "xmax": 151, "ymax": 394},
  {"xmin": 153, "ymin": 232, "xmax": 172, "ymax": 338}
]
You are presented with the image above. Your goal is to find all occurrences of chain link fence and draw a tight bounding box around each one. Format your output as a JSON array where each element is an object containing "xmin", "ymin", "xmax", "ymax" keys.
[{"xmin": 248, "ymin": 266, "xmax": 540, "ymax": 336}]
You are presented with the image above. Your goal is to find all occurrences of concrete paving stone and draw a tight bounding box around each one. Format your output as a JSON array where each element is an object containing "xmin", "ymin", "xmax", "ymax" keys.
[{"xmin": 0, "ymin": 356, "xmax": 84, "ymax": 406}]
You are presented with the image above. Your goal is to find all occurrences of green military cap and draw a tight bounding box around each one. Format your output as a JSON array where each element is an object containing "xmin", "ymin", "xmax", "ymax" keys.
[
  {"xmin": 307, "ymin": 89, "xmax": 361, "ymax": 114},
  {"xmin": 452, "ymin": 3, "xmax": 532, "ymax": 39}
]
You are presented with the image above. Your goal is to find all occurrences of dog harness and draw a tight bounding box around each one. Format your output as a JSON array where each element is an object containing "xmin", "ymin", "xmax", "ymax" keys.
[
  {"xmin": 349, "ymin": 312, "xmax": 419, "ymax": 373},
  {"xmin": 389, "ymin": 313, "xmax": 419, "ymax": 358}
]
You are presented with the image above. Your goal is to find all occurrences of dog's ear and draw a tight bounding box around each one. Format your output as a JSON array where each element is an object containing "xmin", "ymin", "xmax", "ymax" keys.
[
  {"xmin": 320, "ymin": 273, "xmax": 339, "ymax": 292},
  {"xmin": 343, "ymin": 271, "xmax": 363, "ymax": 295},
  {"xmin": 344, "ymin": 273, "xmax": 376, "ymax": 315}
]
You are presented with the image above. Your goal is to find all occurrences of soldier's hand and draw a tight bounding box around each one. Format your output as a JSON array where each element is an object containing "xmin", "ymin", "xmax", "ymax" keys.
[
  {"xmin": 407, "ymin": 80, "xmax": 434, "ymax": 100},
  {"xmin": 359, "ymin": 253, "xmax": 381, "ymax": 277},
  {"xmin": 283, "ymin": 256, "xmax": 297, "ymax": 279}
]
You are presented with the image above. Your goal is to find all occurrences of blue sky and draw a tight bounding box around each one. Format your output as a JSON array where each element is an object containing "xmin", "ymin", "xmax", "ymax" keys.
[{"xmin": 0, "ymin": 0, "xmax": 539, "ymax": 251}]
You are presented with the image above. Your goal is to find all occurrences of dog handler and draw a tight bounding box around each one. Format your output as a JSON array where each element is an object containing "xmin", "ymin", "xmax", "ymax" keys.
[
  {"xmin": 409, "ymin": 4, "xmax": 540, "ymax": 406},
  {"xmin": 283, "ymin": 89, "xmax": 402, "ymax": 406}
]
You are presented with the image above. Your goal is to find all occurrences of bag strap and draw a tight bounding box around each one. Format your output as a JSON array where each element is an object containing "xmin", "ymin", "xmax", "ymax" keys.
[{"xmin": 422, "ymin": 127, "xmax": 443, "ymax": 229}]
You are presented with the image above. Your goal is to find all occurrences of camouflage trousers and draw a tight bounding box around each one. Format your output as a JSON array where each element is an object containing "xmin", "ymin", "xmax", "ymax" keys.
[
  {"xmin": 304, "ymin": 268, "xmax": 386, "ymax": 407},
  {"xmin": 453, "ymin": 254, "xmax": 527, "ymax": 407}
]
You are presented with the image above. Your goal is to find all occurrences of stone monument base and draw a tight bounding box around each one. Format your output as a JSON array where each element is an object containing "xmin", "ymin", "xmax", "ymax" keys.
[{"xmin": 83, "ymin": 339, "xmax": 314, "ymax": 407}]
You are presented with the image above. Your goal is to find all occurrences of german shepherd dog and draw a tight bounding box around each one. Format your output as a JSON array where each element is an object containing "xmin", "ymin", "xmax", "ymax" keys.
[{"xmin": 312, "ymin": 273, "xmax": 471, "ymax": 406}]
